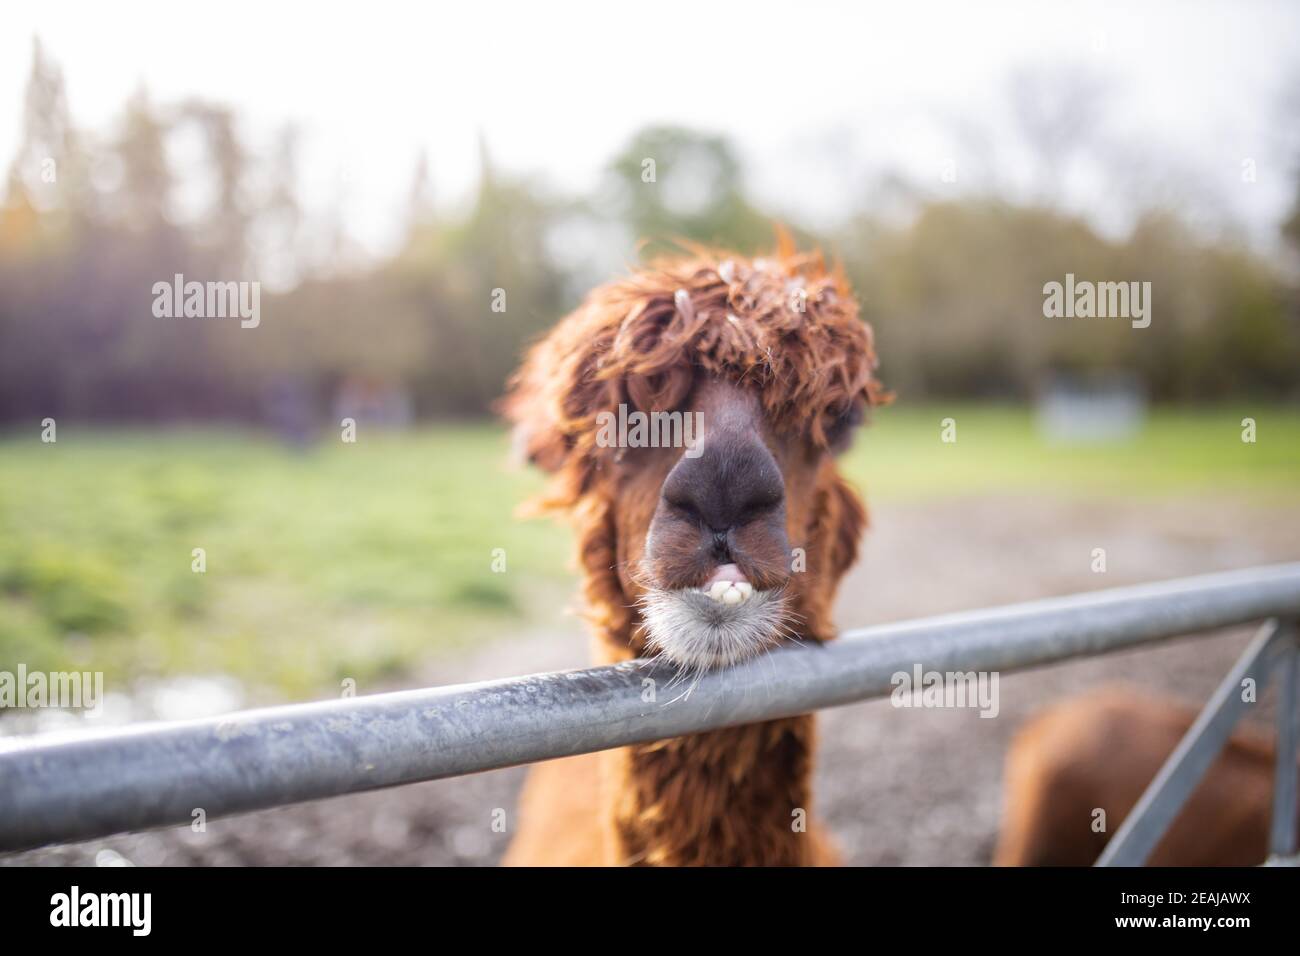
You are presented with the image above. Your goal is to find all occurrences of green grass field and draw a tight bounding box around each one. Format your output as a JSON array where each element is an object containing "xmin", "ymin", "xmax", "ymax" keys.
[
  {"xmin": 2, "ymin": 405, "xmax": 1297, "ymax": 698},
  {"xmin": 847, "ymin": 404, "xmax": 1300, "ymax": 500}
]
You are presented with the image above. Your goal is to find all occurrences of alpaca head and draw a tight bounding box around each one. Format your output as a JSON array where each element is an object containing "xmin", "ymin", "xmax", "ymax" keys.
[{"xmin": 503, "ymin": 243, "xmax": 886, "ymax": 671}]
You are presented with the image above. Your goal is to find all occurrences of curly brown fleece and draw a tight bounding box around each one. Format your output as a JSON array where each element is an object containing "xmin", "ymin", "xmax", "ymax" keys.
[{"xmin": 500, "ymin": 242, "xmax": 884, "ymax": 866}]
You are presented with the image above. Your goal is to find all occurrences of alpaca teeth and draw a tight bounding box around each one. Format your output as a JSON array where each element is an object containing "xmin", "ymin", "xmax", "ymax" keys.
[{"xmin": 704, "ymin": 580, "xmax": 752, "ymax": 604}]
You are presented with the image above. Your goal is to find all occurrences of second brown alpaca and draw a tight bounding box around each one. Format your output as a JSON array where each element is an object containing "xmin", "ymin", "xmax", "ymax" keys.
[{"xmin": 995, "ymin": 685, "xmax": 1298, "ymax": 866}]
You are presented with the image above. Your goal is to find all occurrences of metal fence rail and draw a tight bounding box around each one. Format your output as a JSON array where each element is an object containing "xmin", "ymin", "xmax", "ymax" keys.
[{"xmin": 2, "ymin": 562, "xmax": 1300, "ymax": 855}]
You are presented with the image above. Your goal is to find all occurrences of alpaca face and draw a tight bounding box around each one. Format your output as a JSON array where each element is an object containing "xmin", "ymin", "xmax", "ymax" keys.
[
  {"xmin": 502, "ymin": 249, "xmax": 882, "ymax": 669},
  {"xmin": 618, "ymin": 376, "xmax": 861, "ymax": 670}
]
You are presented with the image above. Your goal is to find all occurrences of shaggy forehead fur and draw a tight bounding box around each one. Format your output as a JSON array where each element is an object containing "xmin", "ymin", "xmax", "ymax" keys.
[{"xmin": 503, "ymin": 243, "xmax": 887, "ymax": 509}]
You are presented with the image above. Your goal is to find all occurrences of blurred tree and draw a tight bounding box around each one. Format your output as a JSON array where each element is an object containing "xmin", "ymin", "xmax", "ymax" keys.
[
  {"xmin": 111, "ymin": 87, "xmax": 173, "ymax": 235},
  {"xmin": 405, "ymin": 148, "xmax": 435, "ymax": 241},
  {"xmin": 606, "ymin": 126, "xmax": 770, "ymax": 254},
  {"xmin": 397, "ymin": 136, "xmax": 568, "ymax": 415},
  {"xmin": 841, "ymin": 201, "xmax": 1297, "ymax": 401},
  {"xmin": 4, "ymin": 36, "xmax": 96, "ymax": 227},
  {"xmin": 249, "ymin": 122, "xmax": 304, "ymax": 287},
  {"xmin": 180, "ymin": 100, "xmax": 251, "ymax": 274},
  {"xmin": 1007, "ymin": 67, "xmax": 1112, "ymax": 208}
]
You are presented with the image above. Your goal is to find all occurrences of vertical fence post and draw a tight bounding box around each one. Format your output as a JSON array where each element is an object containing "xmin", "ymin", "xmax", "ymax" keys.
[{"xmin": 1268, "ymin": 621, "xmax": 1299, "ymax": 862}]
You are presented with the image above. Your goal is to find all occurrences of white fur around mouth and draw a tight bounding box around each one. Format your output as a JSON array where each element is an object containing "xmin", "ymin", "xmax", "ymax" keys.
[{"xmin": 639, "ymin": 585, "xmax": 790, "ymax": 672}]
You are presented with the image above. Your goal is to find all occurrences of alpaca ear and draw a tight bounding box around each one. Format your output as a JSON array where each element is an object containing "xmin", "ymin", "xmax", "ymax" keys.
[
  {"xmin": 503, "ymin": 348, "xmax": 583, "ymax": 474},
  {"xmin": 800, "ymin": 472, "xmax": 867, "ymax": 643},
  {"xmin": 509, "ymin": 416, "xmax": 571, "ymax": 474},
  {"xmin": 821, "ymin": 473, "xmax": 867, "ymax": 582}
]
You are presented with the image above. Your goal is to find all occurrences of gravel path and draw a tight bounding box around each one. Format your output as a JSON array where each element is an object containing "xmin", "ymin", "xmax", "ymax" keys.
[{"xmin": 6, "ymin": 493, "xmax": 1298, "ymax": 866}]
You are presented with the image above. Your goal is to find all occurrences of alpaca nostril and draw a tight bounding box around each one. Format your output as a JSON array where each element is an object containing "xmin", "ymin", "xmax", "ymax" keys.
[{"xmin": 710, "ymin": 531, "xmax": 731, "ymax": 561}]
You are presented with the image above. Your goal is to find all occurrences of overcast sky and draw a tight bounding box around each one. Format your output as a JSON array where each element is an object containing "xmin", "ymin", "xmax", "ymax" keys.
[{"xmin": 4, "ymin": 0, "xmax": 1299, "ymax": 256}]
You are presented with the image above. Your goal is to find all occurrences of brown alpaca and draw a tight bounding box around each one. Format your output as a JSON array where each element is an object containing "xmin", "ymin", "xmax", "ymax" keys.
[
  {"xmin": 499, "ymin": 241, "xmax": 885, "ymax": 866},
  {"xmin": 994, "ymin": 686, "xmax": 1298, "ymax": 866}
]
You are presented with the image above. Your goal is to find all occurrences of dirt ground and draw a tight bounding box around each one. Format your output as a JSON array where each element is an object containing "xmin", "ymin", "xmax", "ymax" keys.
[{"xmin": 5, "ymin": 492, "xmax": 1298, "ymax": 867}]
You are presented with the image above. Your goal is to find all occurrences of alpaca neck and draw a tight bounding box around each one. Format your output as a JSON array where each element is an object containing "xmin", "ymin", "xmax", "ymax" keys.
[
  {"xmin": 589, "ymin": 624, "xmax": 825, "ymax": 865},
  {"xmin": 587, "ymin": 608, "xmax": 827, "ymax": 865},
  {"xmin": 603, "ymin": 715, "xmax": 817, "ymax": 866},
  {"xmin": 577, "ymin": 507, "xmax": 826, "ymax": 865}
]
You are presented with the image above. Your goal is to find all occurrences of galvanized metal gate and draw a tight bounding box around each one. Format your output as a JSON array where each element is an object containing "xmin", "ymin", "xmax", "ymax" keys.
[{"xmin": 2, "ymin": 562, "xmax": 1299, "ymax": 863}]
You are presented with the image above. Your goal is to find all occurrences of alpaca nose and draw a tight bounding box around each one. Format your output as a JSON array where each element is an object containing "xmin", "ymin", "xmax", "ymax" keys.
[{"xmin": 661, "ymin": 432, "xmax": 786, "ymax": 536}]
